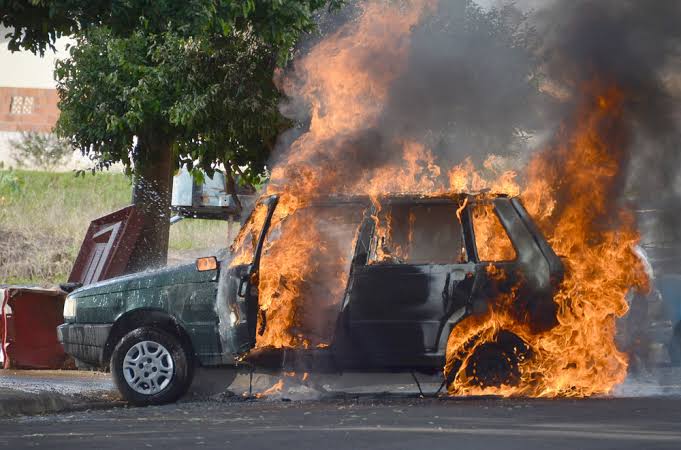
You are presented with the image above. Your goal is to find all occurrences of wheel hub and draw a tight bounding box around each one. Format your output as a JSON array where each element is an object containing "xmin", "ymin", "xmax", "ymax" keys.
[{"xmin": 122, "ymin": 340, "xmax": 174, "ymax": 395}]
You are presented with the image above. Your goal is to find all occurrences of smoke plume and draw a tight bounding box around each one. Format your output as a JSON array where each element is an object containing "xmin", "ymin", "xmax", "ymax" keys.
[
  {"xmin": 272, "ymin": 0, "xmax": 681, "ymax": 207},
  {"xmin": 270, "ymin": 0, "xmax": 547, "ymax": 194}
]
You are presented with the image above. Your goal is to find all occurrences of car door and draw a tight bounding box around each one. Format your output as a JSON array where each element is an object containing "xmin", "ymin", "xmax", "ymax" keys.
[
  {"xmin": 254, "ymin": 201, "xmax": 366, "ymax": 348},
  {"xmin": 342, "ymin": 199, "xmax": 476, "ymax": 367},
  {"xmin": 216, "ymin": 195, "xmax": 278, "ymax": 355},
  {"xmin": 467, "ymin": 198, "xmax": 559, "ymax": 332}
]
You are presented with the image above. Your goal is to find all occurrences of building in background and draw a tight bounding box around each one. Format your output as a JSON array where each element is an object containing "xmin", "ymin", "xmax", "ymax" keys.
[{"xmin": 0, "ymin": 32, "xmax": 71, "ymax": 168}]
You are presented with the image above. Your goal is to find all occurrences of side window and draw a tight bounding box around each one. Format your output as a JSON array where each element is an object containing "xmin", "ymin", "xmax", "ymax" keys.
[
  {"xmin": 369, "ymin": 203, "xmax": 467, "ymax": 265},
  {"xmin": 229, "ymin": 203, "xmax": 268, "ymax": 266},
  {"xmin": 471, "ymin": 202, "xmax": 516, "ymax": 261}
]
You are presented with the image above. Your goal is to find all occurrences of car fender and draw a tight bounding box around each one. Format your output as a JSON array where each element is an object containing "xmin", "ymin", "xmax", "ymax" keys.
[{"xmin": 102, "ymin": 308, "xmax": 194, "ymax": 368}]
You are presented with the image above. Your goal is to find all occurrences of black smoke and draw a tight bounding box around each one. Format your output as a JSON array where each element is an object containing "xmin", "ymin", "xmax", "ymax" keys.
[
  {"xmin": 378, "ymin": 1, "xmax": 544, "ymax": 168},
  {"xmin": 531, "ymin": 0, "xmax": 681, "ymax": 271}
]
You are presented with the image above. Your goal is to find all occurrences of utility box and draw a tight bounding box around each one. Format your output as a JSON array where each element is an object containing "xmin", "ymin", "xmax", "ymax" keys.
[{"xmin": 171, "ymin": 168, "xmax": 254, "ymax": 220}]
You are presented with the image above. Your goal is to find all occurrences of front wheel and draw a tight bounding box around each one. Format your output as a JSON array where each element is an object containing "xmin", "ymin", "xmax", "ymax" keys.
[{"xmin": 111, "ymin": 327, "xmax": 194, "ymax": 405}]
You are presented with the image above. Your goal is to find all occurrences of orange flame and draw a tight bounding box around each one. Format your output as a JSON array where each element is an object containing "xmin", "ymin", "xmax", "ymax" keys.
[
  {"xmin": 255, "ymin": 379, "xmax": 285, "ymax": 398},
  {"xmin": 245, "ymin": 0, "xmax": 646, "ymax": 399},
  {"xmin": 471, "ymin": 202, "xmax": 516, "ymax": 262},
  {"xmin": 444, "ymin": 83, "xmax": 649, "ymax": 397},
  {"xmin": 259, "ymin": 0, "xmax": 438, "ymax": 349}
]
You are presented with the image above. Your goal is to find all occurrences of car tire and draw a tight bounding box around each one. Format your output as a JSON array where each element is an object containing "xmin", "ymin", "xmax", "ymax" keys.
[
  {"xmin": 445, "ymin": 329, "xmax": 530, "ymax": 390},
  {"xmin": 111, "ymin": 327, "xmax": 194, "ymax": 406}
]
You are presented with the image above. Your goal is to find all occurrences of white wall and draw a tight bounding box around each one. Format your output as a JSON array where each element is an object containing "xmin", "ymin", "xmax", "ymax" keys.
[
  {"xmin": 0, "ymin": 29, "xmax": 87, "ymax": 170},
  {"xmin": 0, "ymin": 131, "xmax": 21, "ymax": 167},
  {"xmin": 0, "ymin": 31, "xmax": 71, "ymax": 89}
]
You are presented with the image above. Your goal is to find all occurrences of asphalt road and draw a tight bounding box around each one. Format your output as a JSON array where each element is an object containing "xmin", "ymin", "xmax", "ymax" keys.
[{"xmin": 1, "ymin": 396, "xmax": 680, "ymax": 450}]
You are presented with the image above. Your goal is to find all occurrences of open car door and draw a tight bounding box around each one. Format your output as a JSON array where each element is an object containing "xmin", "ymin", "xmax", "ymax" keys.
[{"xmin": 216, "ymin": 195, "xmax": 278, "ymax": 356}]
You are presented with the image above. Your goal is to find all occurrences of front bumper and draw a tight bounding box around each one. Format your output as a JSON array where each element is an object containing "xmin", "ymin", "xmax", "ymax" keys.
[{"xmin": 57, "ymin": 323, "xmax": 112, "ymax": 367}]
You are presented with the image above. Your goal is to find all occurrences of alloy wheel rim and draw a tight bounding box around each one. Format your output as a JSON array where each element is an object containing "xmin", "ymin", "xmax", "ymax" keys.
[{"xmin": 122, "ymin": 340, "xmax": 174, "ymax": 395}]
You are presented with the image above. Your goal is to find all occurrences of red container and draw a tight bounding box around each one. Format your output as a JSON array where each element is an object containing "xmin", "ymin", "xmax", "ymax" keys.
[{"xmin": 0, "ymin": 287, "xmax": 71, "ymax": 369}]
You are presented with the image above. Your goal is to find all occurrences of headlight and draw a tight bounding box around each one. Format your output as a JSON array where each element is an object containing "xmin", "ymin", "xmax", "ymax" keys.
[{"xmin": 63, "ymin": 297, "xmax": 77, "ymax": 321}]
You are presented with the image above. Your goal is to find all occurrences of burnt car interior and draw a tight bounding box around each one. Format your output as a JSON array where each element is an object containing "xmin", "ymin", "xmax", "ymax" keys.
[
  {"xmin": 234, "ymin": 194, "xmax": 562, "ymax": 375},
  {"xmin": 368, "ymin": 202, "xmax": 469, "ymax": 265}
]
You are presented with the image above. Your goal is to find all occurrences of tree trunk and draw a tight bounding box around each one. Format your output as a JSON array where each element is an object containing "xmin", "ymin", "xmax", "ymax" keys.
[{"xmin": 126, "ymin": 131, "xmax": 174, "ymax": 272}]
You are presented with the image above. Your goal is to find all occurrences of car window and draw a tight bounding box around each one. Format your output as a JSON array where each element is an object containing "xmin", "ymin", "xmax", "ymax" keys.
[
  {"xmin": 471, "ymin": 202, "xmax": 516, "ymax": 261},
  {"xmin": 229, "ymin": 202, "xmax": 269, "ymax": 266},
  {"xmin": 369, "ymin": 203, "xmax": 467, "ymax": 265}
]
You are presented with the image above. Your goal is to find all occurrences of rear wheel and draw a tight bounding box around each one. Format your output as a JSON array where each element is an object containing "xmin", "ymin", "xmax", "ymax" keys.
[
  {"xmin": 111, "ymin": 327, "xmax": 194, "ymax": 405},
  {"xmin": 446, "ymin": 329, "xmax": 530, "ymax": 391}
]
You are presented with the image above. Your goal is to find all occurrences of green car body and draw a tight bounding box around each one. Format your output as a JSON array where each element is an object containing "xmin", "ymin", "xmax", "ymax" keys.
[
  {"xmin": 57, "ymin": 195, "xmax": 279, "ymax": 371},
  {"xmin": 58, "ymin": 262, "xmax": 229, "ymax": 368}
]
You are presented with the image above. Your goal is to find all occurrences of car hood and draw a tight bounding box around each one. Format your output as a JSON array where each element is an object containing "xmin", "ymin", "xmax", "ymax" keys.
[{"xmin": 68, "ymin": 262, "xmax": 218, "ymax": 298}]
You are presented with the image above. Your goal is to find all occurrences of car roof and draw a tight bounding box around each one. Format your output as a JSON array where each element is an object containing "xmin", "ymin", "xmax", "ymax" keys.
[{"xmin": 295, "ymin": 192, "xmax": 511, "ymax": 207}]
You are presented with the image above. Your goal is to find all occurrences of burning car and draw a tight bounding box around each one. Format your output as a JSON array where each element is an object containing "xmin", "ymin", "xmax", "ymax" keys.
[{"xmin": 57, "ymin": 192, "xmax": 563, "ymax": 405}]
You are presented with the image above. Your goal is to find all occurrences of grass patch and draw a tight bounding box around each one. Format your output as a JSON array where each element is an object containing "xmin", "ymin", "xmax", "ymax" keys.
[{"xmin": 0, "ymin": 170, "xmax": 235, "ymax": 286}]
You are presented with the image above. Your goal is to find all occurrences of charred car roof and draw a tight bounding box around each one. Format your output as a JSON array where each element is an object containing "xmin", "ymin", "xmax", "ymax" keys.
[{"xmin": 271, "ymin": 192, "xmax": 510, "ymax": 207}]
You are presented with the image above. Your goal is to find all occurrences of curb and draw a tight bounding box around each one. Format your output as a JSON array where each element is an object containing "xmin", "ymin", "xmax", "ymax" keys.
[{"xmin": 0, "ymin": 388, "xmax": 121, "ymax": 418}]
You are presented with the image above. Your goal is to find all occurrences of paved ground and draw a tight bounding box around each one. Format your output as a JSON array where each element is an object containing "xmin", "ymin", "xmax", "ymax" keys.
[
  {"xmin": 0, "ymin": 370, "xmax": 115, "ymax": 396},
  {"xmin": 0, "ymin": 368, "xmax": 445, "ymax": 416},
  {"xmin": 0, "ymin": 370, "xmax": 117, "ymax": 417},
  {"xmin": 1, "ymin": 369, "xmax": 680, "ymax": 449},
  {"xmin": 1, "ymin": 396, "xmax": 681, "ymax": 449}
]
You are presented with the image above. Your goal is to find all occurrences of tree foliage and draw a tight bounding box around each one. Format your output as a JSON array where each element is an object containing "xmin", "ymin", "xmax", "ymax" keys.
[
  {"xmin": 2, "ymin": 0, "xmax": 343, "ymax": 268},
  {"xmin": 1, "ymin": 0, "xmax": 342, "ymax": 59},
  {"xmin": 55, "ymin": 27, "xmax": 284, "ymax": 185},
  {"xmin": 4, "ymin": 0, "xmax": 345, "ymax": 182}
]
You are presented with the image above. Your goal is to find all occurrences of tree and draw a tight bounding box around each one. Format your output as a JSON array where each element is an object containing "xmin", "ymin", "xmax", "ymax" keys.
[
  {"xmin": 55, "ymin": 27, "xmax": 286, "ymax": 270},
  {"xmin": 1, "ymin": 1, "xmax": 341, "ymax": 59},
  {"xmin": 2, "ymin": 0, "xmax": 342, "ymax": 270}
]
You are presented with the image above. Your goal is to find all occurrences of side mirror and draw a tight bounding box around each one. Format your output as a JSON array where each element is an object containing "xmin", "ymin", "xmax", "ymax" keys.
[{"xmin": 196, "ymin": 256, "xmax": 218, "ymax": 272}]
